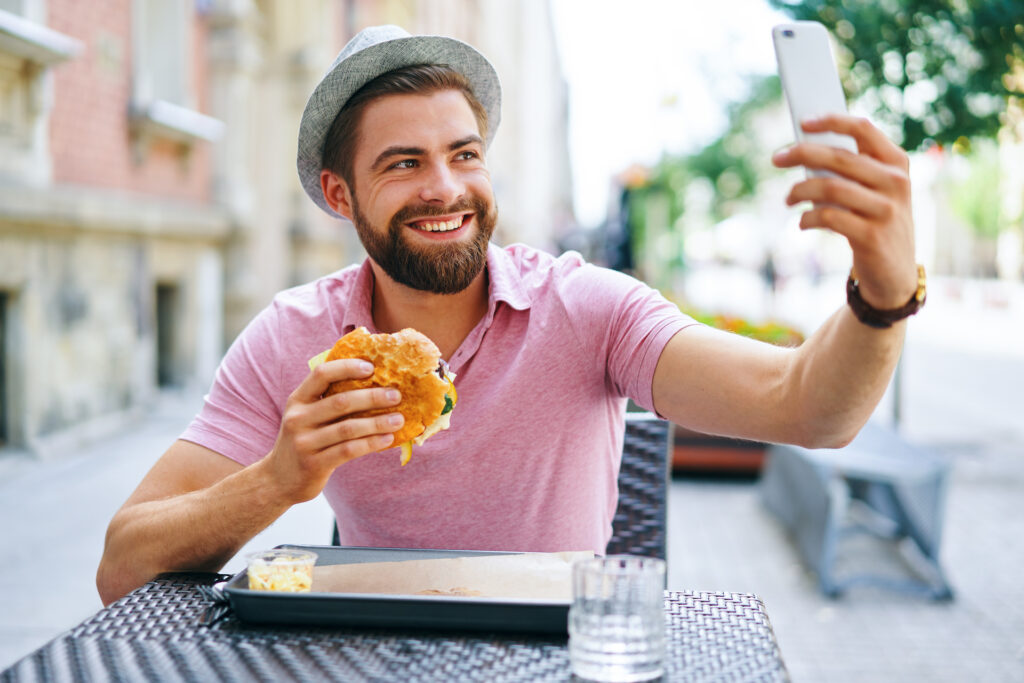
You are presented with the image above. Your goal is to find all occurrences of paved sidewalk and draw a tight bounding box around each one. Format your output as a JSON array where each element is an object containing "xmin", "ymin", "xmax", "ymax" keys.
[
  {"xmin": 668, "ymin": 445, "xmax": 1024, "ymax": 682},
  {"xmin": 668, "ymin": 340, "xmax": 1024, "ymax": 682}
]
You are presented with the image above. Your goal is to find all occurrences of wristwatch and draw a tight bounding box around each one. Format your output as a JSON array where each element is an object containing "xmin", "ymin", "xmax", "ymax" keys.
[{"xmin": 846, "ymin": 264, "xmax": 927, "ymax": 329}]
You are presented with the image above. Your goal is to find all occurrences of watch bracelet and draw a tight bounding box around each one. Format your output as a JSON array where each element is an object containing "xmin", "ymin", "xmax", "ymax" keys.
[{"xmin": 845, "ymin": 264, "xmax": 926, "ymax": 329}]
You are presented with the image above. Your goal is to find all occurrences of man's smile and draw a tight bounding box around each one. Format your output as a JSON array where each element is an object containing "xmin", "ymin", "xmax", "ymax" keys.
[{"xmin": 406, "ymin": 213, "xmax": 473, "ymax": 236}]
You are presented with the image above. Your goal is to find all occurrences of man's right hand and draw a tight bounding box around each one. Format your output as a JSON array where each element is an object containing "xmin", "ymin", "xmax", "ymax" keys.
[
  {"xmin": 263, "ymin": 359, "xmax": 404, "ymax": 503},
  {"xmin": 96, "ymin": 360, "xmax": 402, "ymax": 604}
]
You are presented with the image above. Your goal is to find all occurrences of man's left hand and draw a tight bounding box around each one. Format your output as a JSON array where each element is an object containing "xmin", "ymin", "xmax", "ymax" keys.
[{"xmin": 772, "ymin": 114, "xmax": 917, "ymax": 310}]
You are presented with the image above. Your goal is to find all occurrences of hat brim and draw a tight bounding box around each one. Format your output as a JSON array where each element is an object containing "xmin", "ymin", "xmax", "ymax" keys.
[{"xmin": 297, "ymin": 34, "xmax": 502, "ymax": 218}]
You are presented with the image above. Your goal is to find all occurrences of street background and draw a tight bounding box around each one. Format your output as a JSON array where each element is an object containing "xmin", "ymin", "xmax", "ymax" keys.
[{"xmin": 2, "ymin": 1, "xmax": 1023, "ymax": 681}]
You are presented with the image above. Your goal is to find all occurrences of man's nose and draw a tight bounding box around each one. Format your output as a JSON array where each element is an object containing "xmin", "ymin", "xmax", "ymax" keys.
[{"xmin": 418, "ymin": 161, "xmax": 465, "ymax": 204}]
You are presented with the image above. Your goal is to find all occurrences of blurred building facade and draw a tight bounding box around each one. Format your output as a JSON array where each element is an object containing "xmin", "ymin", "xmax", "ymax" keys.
[
  {"xmin": 0, "ymin": 0, "xmax": 572, "ymax": 455},
  {"xmin": 0, "ymin": 0, "xmax": 231, "ymax": 455}
]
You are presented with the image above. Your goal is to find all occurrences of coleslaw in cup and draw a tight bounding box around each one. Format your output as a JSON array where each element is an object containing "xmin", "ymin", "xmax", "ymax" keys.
[{"xmin": 246, "ymin": 549, "xmax": 318, "ymax": 592}]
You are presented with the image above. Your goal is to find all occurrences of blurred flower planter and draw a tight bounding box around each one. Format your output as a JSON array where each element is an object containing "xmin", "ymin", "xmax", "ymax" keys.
[
  {"xmin": 682, "ymin": 311, "xmax": 807, "ymax": 347},
  {"xmin": 672, "ymin": 426, "xmax": 767, "ymax": 475}
]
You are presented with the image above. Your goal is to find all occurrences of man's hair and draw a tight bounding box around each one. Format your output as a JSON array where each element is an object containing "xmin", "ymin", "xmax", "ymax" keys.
[{"xmin": 321, "ymin": 64, "xmax": 489, "ymax": 190}]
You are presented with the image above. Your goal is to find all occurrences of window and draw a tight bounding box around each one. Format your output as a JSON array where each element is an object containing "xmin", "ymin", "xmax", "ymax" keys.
[
  {"xmin": 133, "ymin": 0, "xmax": 190, "ymax": 108},
  {"xmin": 0, "ymin": 1, "xmax": 29, "ymax": 18},
  {"xmin": 0, "ymin": 7, "xmax": 79, "ymax": 182},
  {"xmin": 130, "ymin": 0, "xmax": 222, "ymax": 155},
  {"xmin": 0, "ymin": 48, "xmax": 30, "ymax": 142}
]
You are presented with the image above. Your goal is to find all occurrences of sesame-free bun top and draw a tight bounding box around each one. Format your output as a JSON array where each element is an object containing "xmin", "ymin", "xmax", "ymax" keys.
[{"xmin": 324, "ymin": 327, "xmax": 448, "ymax": 447}]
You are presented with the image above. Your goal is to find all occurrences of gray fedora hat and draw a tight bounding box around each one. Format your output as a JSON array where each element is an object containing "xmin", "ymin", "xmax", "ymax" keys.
[{"xmin": 297, "ymin": 24, "xmax": 502, "ymax": 217}]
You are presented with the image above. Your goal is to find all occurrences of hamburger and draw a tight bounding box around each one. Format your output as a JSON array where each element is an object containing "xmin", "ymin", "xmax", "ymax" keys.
[{"xmin": 308, "ymin": 327, "xmax": 457, "ymax": 465}]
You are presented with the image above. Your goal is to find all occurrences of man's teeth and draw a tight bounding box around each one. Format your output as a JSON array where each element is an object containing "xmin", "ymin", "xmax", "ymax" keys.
[{"xmin": 415, "ymin": 217, "xmax": 462, "ymax": 232}]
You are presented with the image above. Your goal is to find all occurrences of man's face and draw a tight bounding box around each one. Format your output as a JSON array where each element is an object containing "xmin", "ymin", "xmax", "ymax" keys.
[{"xmin": 340, "ymin": 89, "xmax": 497, "ymax": 294}]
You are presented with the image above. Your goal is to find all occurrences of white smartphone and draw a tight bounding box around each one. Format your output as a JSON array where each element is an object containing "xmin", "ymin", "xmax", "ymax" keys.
[{"xmin": 772, "ymin": 21, "xmax": 857, "ymax": 177}]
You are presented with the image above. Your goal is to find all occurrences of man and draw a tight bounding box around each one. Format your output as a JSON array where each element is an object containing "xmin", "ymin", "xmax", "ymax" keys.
[{"xmin": 96, "ymin": 25, "xmax": 924, "ymax": 604}]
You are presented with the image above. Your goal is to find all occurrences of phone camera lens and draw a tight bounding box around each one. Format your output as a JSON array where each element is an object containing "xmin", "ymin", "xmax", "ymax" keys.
[{"xmin": 783, "ymin": 29, "xmax": 794, "ymax": 37}]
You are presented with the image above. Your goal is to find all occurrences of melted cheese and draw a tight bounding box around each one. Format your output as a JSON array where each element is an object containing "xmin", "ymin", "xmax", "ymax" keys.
[{"xmin": 413, "ymin": 410, "xmax": 453, "ymax": 446}]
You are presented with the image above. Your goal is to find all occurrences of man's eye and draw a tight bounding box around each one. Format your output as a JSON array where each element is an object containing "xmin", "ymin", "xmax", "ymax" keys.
[
  {"xmin": 391, "ymin": 159, "xmax": 417, "ymax": 169},
  {"xmin": 456, "ymin": 150, "xmax": 479, "ymax": 161}
]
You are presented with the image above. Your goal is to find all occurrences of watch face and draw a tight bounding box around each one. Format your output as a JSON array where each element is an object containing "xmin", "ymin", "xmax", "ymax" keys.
[{"xmin": 914, "ymin": 264, "xmax": 927, "ymax": 303}]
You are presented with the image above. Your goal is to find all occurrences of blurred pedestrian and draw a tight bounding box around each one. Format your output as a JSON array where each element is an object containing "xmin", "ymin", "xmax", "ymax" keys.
[{"xmin": 761, "ymin": 252, "xmax": 778, "ymax": 294}]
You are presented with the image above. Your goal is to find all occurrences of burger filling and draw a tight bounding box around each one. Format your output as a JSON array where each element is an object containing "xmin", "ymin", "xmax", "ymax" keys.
[{"xmin": 412, "ymin": 367, "xmax": 456, "ymax": 445}]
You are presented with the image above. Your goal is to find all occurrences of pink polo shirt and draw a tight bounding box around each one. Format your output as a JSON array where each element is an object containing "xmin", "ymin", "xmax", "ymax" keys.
[{"xmin": 181, "ymin": 243, "xmax": 696, "ymax": 555}]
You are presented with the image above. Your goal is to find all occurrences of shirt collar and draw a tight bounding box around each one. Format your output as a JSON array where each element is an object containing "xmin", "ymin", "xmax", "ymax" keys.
[
  {"xmin": 338, "ymin": 258, "xmax": 377, "ymax": 335},
  {"xmin": 337, "ymin": 242, "xmax": 533, "ymax": 335},
  {"xmin": 485, "ymin": 242, "xmax": 531, "ymax": 312}
]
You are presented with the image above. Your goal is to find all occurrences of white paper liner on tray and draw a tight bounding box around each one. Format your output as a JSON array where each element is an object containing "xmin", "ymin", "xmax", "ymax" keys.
[{"xmin": 312, "ymin": 551, "xmax": 593, "ymax": 600}]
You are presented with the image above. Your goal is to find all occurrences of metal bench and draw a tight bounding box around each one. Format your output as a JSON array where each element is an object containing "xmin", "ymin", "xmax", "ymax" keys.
[{"xmin": 760, "ymin": 420, "xmax": 953, "ymax": 599}]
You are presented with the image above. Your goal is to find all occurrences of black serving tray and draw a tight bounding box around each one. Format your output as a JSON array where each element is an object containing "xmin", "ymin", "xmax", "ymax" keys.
[{"xmin": 221, "ymin": 544, "xmax": 571, "ymax": 635}]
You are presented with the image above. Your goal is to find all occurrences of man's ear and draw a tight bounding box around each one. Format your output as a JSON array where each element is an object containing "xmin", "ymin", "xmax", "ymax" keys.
[{"xmin": 320, "ymin": 169, "xmax": 354, "ymax": 219}]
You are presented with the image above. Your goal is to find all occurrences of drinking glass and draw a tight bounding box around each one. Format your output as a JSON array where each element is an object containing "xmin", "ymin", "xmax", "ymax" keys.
[{"xmin": 568, "ymin": 555, "xmax": 667, "ymax": 682}]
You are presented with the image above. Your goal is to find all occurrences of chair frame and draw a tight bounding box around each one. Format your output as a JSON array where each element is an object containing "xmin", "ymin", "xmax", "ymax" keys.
[{"xmin": 606, "ymin": 412, "xmax": 672, "ymax": 561}]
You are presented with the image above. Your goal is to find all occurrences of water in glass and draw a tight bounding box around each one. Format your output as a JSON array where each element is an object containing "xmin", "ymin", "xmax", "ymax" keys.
[{"xmin": 568, "ymin": 556, "xmax": 666, "ymax": 682}]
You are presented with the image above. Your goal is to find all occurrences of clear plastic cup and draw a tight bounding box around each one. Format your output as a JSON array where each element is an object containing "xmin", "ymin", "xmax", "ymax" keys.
[
  {"xmin": 568, "ymin": 555, "xmax": 667, "ymax": 682},
  {"xmin": 245, "ymin": 549, "xmax": 318, "ymax": 592}
]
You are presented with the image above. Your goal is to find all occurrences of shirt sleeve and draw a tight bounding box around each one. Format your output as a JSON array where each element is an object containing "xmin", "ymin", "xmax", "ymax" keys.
[
  {"xmin": 561, "ymin": 260, "xmax": 699, "ymax": 415},
  {"xmin": 179, "ymin": 301, "xmax": 287, "ymax": 467}
]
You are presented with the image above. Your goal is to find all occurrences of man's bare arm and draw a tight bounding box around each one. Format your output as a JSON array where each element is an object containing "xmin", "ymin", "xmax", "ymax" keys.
[
  {"xmin": 653, "ymin": 115, "xmax": 916, "ymax": 448},
  {"xmin": 96, "ymin": 358, "xmax": 405, "ymax": 605},
  {"xmin": 653, "ymin": 306, "xmax": 903, "ymax": 448},
  {"xmin": 96, "ymin": 441, "xmax": 283, "ymax": 605}
]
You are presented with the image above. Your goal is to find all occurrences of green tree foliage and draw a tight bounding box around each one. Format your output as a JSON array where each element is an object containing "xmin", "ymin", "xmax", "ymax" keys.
[
  {"xmin": 620, "ymin": 76, "xmax": 782, "ymax": 278},
  {"xmin": 638, "ymin": 75, "xmax": 782, "ymax": 225},
  {"xmin": 769, "ymin": 0, "xmax": 1024, "ymax": 151},
  {"xmin": 683, "ymin": 75, "xmax": 783, "ymax": 219}
]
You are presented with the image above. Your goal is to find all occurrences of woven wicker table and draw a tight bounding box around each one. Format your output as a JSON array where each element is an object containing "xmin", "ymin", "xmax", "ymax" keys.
[{"xmin": 2, "ymin": 573, "xmax": 789, "ymax": 682}]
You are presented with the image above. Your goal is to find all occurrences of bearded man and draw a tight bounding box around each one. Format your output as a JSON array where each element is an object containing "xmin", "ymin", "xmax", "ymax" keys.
[{"xmin": 97, "ymin": 25, "xmax": 925, "ymax": 604}]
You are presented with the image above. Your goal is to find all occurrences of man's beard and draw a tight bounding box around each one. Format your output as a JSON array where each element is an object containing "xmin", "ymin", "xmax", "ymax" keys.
[{"xmin": 351, "ymin": 194, "xmax": 497, "ymax": 294}]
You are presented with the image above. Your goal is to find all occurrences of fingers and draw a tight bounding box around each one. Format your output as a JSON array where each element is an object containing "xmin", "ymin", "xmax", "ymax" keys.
[
  {"xmin": 772, "ymin": 115, "xmax": 911, "ymax": 193},
  {"xmin": 796, "ymin": 203, "xmax": 872, "ymax": 243},
  {"xmin": 800, "ymin": 114, "xmax": 908, "ymax": 168},
  {"xmin": 306, "ymin": 385, "xmax": 402, "ymax": 427},
  {"xmin": 285, "ymin": 383, "xmax": 404, "ymax": 449},
  {"xmin": 315, "ymin": 432, "xmax": 400, "ymax": 468},
  {"xmin": 275, "ymin": 384, "xmax": 405, "ymax": 483},
  {"xmin": 773, "ymin": 114, "xmax": 912, "ymax": 248},
  {"xmin": 786, "ymin": 174, "xmax": 893, "ymax": 223},
  {"xmin": 773, "ymin": 143, "xmax": 894, "ymax": 191},
  {"xmin": 787, "ymin": 173, "xmax": 905, "ymax": 246},
  {"xmin": 292, "ymin": 358, "xmax": 374, "ymax": 403},
  {"xmin": 268, "ymin": 411, "xmax": 399, "ymax": 502},
  {"xmin": 294, "ymin": 410, "xmax": 404, "ymax": 459},
  {"xmin": 270, "ymin": 359, "xmax": 410, "ymax": 500},
  {"xmin": 283, "ymin": 356, "xmax": 404, "ymax": 439}
]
